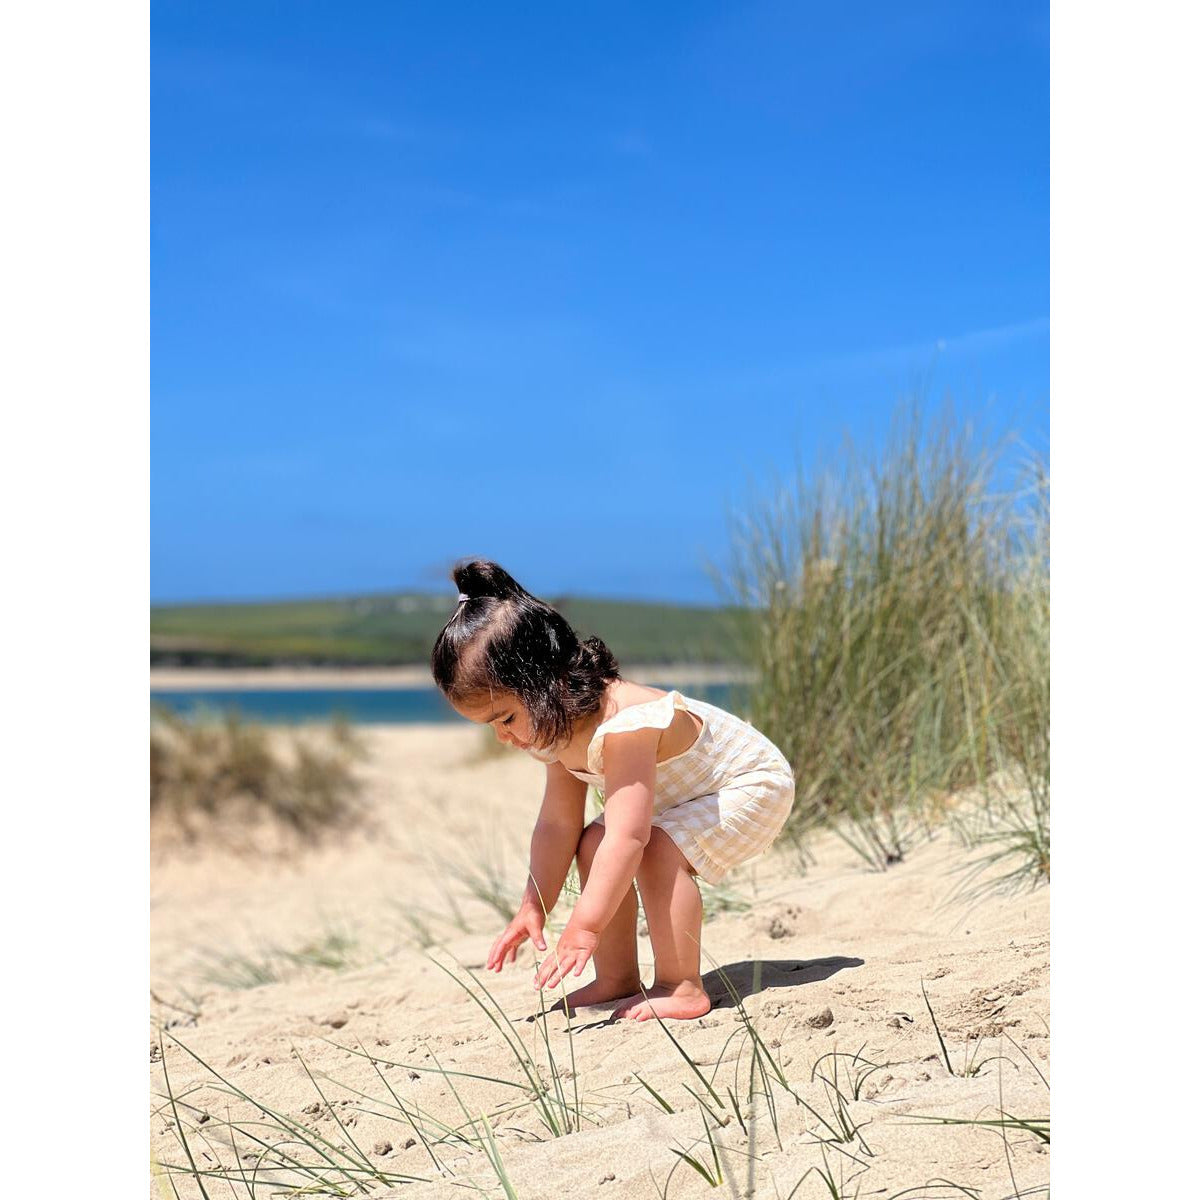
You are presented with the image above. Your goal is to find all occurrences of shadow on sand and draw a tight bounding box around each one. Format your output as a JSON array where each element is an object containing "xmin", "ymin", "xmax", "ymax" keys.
[
  {"xmin": 705, "ymin": 955, "xmax": 864, "ymax": 1007},
  {"xmin": 534, "ymin": 955, "xmax": 864, "ymax": 1029}
]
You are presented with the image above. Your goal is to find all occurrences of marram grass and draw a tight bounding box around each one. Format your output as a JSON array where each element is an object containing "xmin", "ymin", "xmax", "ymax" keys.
[{"xmin": 722, "ymin": 402, "xmax": 1048, "ymax": 880}]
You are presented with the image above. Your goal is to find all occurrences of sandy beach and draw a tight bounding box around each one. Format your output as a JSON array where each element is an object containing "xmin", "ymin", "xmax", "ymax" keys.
[{"xmin": 150, "ymin": 725, "xmax": 1049, "ymax": 1198}]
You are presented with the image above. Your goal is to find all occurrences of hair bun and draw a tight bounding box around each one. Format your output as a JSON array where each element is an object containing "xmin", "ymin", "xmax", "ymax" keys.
[
  {"xmin": 577, "ymin": 635, "xmax": 619, "ymax": 679},
  {"xmin": 452, "ymin": 559, "xmax": 533, "ymax": 603}
]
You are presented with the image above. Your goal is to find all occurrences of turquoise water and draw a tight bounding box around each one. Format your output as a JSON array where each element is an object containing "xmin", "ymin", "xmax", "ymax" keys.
[{"xmin": 150, "ymin": 681, "xmax": 748, "ymax": 725}]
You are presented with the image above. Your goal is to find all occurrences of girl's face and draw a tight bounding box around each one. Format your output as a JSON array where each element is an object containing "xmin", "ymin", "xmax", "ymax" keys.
[{"xmin": 454, "ymin": 691, "xmax": 539, "ymax": 751}]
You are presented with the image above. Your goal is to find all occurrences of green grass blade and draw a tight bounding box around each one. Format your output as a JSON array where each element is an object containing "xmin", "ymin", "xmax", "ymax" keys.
[
  {"xmin": 157, "ymin": 1035, "xmax": 213, "ymax": 1200},
  {"xmin": 635, "ymin": 1072, "xmax": 675, "ymax": 1114},
  {"xmin": 479, "ymin": 1112, "xmax": 519, "ymax": 1200},
  {"xmin": 921, "ymin": 981, "xmax": 954, "ymax": 1076},
  {"xmin": 427, "ymin": 954, "xmax": 563, "ymax": 1136},
  {"xmin": 638, "ymin": 983, "xmax": 725, "ymax": 1110}
]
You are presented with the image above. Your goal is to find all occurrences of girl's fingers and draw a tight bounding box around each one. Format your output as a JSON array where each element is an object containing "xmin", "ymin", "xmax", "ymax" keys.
[
  {"xmin": 536, "ymin": 950, "xmax": 584, "ymax": 991},
  {"xmin": 491, "ymin": 927, "xmax": 523, "ymax": 971}
]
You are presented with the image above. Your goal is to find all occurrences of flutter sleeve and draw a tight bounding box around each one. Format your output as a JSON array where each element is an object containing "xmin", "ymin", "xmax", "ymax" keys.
[{"xmin": 585, "ymin": 690, "xmax": 687, "ymax": 776}]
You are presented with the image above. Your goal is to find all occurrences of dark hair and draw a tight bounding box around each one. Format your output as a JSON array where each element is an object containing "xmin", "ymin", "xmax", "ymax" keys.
[{"xmin": 430, "ymin": 559, "xmax": 621, "ymax": 748}]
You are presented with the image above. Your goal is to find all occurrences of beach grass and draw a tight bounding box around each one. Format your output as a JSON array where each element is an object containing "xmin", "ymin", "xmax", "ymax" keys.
[
  {"xmin": 429, "ymin": 952, "xmax": 587, "ymax": 1138},
  {"xmin": 151, "ymin": 706, "xmax": 364, "ymax": 841},
  {"xmin": 920, "ymin": 981, "xmax": 1005, "ymax": 1079},
  {"xmin": 697, "ymin": 879, "xmax": 752, "ymax": 916},
  {"xmin": 154, "ymin": 932, "xmax": 1048, "ymax": 1199},
  {"xmin": 949, "ymin": 783, "xmax": 1050, "ymax": 903},
  {"xmin": 196, "ymin": 927, "xmax": 359, "ymax": 991},
  {"xmin": 788, "ymin": 1143, "xmax": 870, "ymax": 1199},
  {"xmin": 155, "ymin": 1018, "xmax": 565, "ymax": 1197},
  {"xmin": 721, "ymin": 401, "xmax": 1049, "ymax": 875},
  {"xmin": 434, "ymin": 845, "xmax": 523, "ymax": 923},
  {"xmin": 811, "ymin": 1047, "xmax": 894, "ymax": 1101},
  {"xmin": 153, "ymin": 1032, "xmax": 432, "ymax": 1197}
]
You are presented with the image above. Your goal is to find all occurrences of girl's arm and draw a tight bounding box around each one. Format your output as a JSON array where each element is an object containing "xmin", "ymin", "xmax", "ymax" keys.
[
  {"xmin": 522, "ymin": 762, "xmax": 588, "ymax": 913},
  {"xmin": 487, "ymin": 762, "xmax": 586, "ymax": 972},
  {"xmin": 533, "ymin": 728, "xmax": 658, "ymax": 989}
]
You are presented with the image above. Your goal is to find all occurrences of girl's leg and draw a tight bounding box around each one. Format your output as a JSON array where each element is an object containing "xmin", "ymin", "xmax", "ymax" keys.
[
  {"xmin": 614, "ymin": 827, "xmax": 711, "ymax": 1021},
  {"xmin": 561, "ymin": 821, "xmax": 642, "ymax": 1009}
]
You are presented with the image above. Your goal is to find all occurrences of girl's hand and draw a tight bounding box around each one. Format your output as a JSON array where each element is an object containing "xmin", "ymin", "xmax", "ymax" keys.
[
  {"xmin": 487, "ymin": 904, "xmax": 547, "ymax": 972},
  {"xmin": 533, "ymin": 923, "xmax": 600, "ymax": 991}
]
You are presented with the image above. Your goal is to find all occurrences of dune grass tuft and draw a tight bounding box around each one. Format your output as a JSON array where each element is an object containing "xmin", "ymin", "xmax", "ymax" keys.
[
  {"xmin": 919, "ymin": 981, "xmax": 1004, "ymax": 1079},
  {"xmin": 428, "ymin": 952, "xmax": 587, "ymax": 1138},
  {"xmin": 196, "ymin": 927, "xmax": 359, "ymax": 990},
  {"xmin": 434, "ymin": 842, "xmax": 523, "ymax": 923},
  {"xmin": 153, "ymin": 1030, "xmax": 432, "ymax": 1197},
  {"xmin": 697, "ymin": 879, "xmax": 752, "ymax": 916},
  {"xmin": 788, "ymin": 1143, "xmax": 870, "ymax": 1199},
  {"xmin": 721, "ymin": 402, "xmax": 1049, "ymax": 876},
  {"xmin": 151, "ymin": 706, "xmax": 365, "ymax": 842}
]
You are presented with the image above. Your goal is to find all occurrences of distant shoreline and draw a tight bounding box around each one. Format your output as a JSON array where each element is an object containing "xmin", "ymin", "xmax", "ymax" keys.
[{"xmin": 150, "ymin": 663, "xmax": 758, "ymax": 691}]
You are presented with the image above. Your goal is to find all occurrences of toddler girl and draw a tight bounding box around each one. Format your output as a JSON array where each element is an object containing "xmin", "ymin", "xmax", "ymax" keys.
[{"xmin": 431, "ymin": 559, "xmax": 795, "ymax": 1021}]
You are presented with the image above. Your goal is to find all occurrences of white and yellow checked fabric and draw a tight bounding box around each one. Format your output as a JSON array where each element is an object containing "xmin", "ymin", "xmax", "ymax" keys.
[{"xmin": 542, "ymin": 690, "xmax": 795, "ymax": 884}]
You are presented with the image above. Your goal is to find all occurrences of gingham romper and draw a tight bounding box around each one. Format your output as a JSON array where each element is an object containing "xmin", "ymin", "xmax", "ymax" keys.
[{"xmin": 531, "ymin": 690, "xmax": 795, "ymax": 884}]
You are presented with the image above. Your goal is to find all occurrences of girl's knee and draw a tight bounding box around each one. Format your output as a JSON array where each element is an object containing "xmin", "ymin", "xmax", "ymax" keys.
[{"xmin": 638, "ymin": 826, "xmax": 688, "ymax": 877}]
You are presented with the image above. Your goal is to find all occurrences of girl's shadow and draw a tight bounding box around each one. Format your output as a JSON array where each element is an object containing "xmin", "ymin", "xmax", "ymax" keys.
[
  {"xmin": 705, "ymin": 955, "xmax": 864, "ymax": 1008},
  {"xmin": 543, "ymin": 955, "xmax": 863, "ymax": 1030}
]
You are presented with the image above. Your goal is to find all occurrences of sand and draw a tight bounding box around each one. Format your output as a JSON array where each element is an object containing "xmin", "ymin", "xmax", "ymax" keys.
[{"xmin": 150, "ymin": 725, "xmax": 1050, "ymax": 1199}]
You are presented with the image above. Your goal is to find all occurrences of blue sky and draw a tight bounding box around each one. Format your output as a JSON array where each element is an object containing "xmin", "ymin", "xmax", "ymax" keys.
[{"xmin": 152, "ymin": 0, "xmax": 1048, "ymax": 605}]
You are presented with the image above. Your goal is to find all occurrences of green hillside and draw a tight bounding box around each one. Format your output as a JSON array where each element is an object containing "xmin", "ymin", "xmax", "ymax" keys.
[{"xmin": 151, "ymin": 592, "xmax": 754, "ymax": 668}]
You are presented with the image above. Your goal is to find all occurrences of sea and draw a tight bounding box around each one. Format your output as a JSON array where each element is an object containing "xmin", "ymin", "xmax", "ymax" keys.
[{"xmin": 150, "ymin": 680, "xmax": 749, "ymax": 725}]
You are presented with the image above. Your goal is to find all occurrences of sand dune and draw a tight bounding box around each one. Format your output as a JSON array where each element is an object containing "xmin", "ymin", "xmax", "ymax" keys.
[{"xmin": 150, "ymin": 725, "xmax": 1049, "ymax": 1199}]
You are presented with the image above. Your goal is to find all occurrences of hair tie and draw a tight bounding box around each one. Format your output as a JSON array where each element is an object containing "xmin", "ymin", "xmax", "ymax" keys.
[{"xmin": 457, "ymin": 592, "xmax": 469, "ymax": 603}]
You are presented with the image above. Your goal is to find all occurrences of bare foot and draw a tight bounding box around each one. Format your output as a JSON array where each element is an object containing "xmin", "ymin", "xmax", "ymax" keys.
[
  {"xmin": 551, "ymin": 976, "xmax": 643, "ymax": 1014},
  {"xmin": 614, "ymin": 980, "xmax": 711, "ymax": 1022}
]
